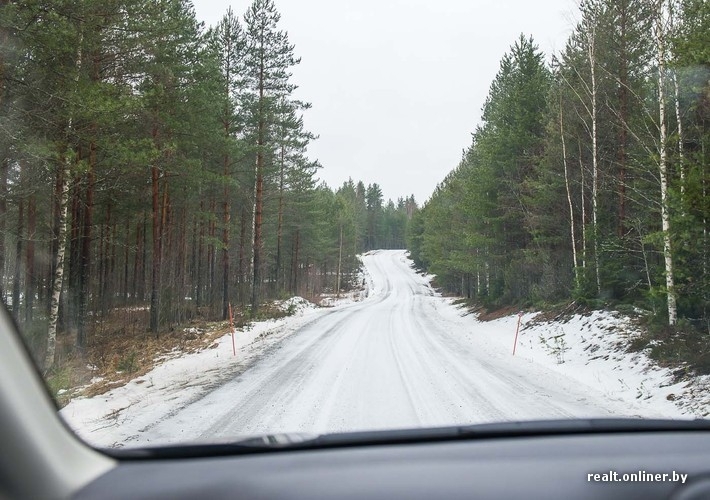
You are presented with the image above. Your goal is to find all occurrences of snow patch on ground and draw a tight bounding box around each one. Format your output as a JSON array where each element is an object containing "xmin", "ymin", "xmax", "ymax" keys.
[
  {"xmin": 275, "ymin": 296, "xmax": 314, "ymax": 314},
  {"xmin": 679, "ymin": 376, "xmax": 710, "ymax": 417},
  {"xmin": 449, "ymin": 305, "xmax": 703, "ymax": 419}
]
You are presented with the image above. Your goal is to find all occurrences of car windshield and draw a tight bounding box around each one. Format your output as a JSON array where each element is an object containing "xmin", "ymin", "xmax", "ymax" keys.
[{"xmin": 1, "ymin": 0, "xmax": 709, "ymax": 449}]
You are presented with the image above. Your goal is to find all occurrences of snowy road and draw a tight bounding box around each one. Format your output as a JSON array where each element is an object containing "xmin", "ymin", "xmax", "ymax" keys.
[{"xmin": 134, "ymin": 249, "xmax": 654, "ymax": 444}]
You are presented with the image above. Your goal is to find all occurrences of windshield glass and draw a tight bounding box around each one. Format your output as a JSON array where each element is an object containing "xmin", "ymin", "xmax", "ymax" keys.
[{"xmin": 1, "ymin": 0, "xmax": 709, "ymax": 449}]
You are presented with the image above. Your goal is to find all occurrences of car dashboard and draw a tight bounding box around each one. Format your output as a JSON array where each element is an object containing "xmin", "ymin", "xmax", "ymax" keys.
[{"xmin": 73, "ymin": 426, "xmax": 710, "ymax": 500}]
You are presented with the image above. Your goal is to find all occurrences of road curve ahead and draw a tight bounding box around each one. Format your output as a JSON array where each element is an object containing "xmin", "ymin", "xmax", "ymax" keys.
[{"xmin": 141, "ymin": 250, "xmax": 634, "ymax": 443}]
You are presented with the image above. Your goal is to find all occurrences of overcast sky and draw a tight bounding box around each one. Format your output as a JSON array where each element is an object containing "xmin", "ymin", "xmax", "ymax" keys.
[{"xmin": 192, "ymin": 0, "xmax": 577, "ymax": 203}]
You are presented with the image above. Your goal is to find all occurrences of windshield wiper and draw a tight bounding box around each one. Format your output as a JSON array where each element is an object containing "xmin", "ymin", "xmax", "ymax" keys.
[{"xmin": 107, "ymin": 418, "xmax": 710, "ymax": 460}]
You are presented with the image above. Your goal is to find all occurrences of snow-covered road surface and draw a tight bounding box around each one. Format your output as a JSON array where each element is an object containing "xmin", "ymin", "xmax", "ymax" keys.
[{"xmin": 131, "ymin": 250, "xmax": 671, "ymax": 445}]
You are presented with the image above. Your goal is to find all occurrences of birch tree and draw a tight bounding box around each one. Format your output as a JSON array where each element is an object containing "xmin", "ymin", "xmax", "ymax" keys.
[
  {"xmin": 654, "ymin": 0, "xmax": 678, "ymax": 325},
  {"xmin": 581, "ymin": 0, "xmax": 603, "ymax": 295},
  {"xmin": 46, "ymin": 22, "xmax": 84, "ymax": 372}
]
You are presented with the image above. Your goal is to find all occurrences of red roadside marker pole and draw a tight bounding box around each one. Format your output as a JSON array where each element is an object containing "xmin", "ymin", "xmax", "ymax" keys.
[
  {"xmin": 512, "ymin": 311, "xmax": 523, "ymax": 356},
  {"xmin": 228, "ymin": 303, "xmax": 236, "ymax": 357}
]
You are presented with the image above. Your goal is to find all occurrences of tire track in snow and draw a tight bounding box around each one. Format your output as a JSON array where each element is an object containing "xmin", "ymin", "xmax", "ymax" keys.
[{"xmin": 136, "ymin": 250, "xmax": 639, "ymax": 443}]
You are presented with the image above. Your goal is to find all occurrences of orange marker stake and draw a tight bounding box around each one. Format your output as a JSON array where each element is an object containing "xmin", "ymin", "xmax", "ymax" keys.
[
  {"xmin": 512, "ymin": 311, "xmax": 523, "ymax": 356},
  {"xmin": 228, "ymin": 303, "xmax": 236, "ymax": 357}
]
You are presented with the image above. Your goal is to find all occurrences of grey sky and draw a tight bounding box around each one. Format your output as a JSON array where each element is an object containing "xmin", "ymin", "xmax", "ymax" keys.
[{"xmin": 192, "ymin": 0, "xmax": 576, "ymax": 203}]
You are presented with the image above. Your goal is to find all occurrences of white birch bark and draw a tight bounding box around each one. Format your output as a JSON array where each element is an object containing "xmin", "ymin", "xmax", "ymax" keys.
[
  {"xmin": 668, "ymin": 0, "xmax": 685, "ymax": 199},
  {"xmin": 587, "ymin": 20, "xmax": 601, "ymax": 295},
  {"xmin": 560, "ymin": 105, "xmax": 580, "ymax": 288},
  {"xmin": 45, "ymin": 29, "xmax": 83, "ymax": 372},
  {"xmin": 579, "ymin": 142, "xmax": 587, "ymax": 271},
  {"xmin": 655, "ymin": 0, "xmax": 678, "ymax": 326}
]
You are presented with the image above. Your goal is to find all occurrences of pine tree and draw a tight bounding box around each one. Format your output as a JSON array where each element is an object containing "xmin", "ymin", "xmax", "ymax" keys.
[
  {"xmin": 243, "ymin": 0, "xmax": 303, "ymax": 315},
  {"xmin": 210, "ymin": 7, "xmax": 247, "ymax": 319}
]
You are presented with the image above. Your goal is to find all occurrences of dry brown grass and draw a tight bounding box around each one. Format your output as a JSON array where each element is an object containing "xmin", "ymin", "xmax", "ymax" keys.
[
  {"xmin": 476, "ymin": 305, "xmax": 522, "ymax": 322},
  {"xmin": 45, "ymin": 298, "xmax": 321, "ymax": 407},
  {"xmin": 48, "ymin": 305, "xmax": 254, "ymax": 407}
]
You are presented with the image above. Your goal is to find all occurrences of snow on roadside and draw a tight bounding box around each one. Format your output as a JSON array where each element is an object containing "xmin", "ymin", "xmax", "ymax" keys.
[
  {"xmin": 445, "ymin": 304, "xmax": 704, "ymax": 419},
  {"xmin": 318, "ymin": 255, "xmax": 374, "ymax": 307},
  {"xmin": 60, "ymin": 296, "xmax": 357, "ymax": 448},
  {"xmin": 61, "ymin": 250, "xmax": 707, "ymax": 449},
  {"xmin": 276, "ymin": 296, "xmax": 312, "ymax": 314}
]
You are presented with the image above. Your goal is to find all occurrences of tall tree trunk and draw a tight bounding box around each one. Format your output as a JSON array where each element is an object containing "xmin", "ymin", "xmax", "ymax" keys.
[
  {"xmin": 179, "ymin": 205, "xmax": 188, "ymax": 322},
  {"xmin": 587, "ymin": 22, "xmax": 601, "ymax": 295},
  {"xmin": 336, "ymin": 223, "xmax": 343, "ymax": 297},
  {"xmin": 159, "ymin": 180, "xmax": 169, "ymax": 326},
  {"xmin": 67, "ymin": 174, "xmax": 82, "ymax": 334},
  {"xmin": 140, "ymin": 212, "xmax": 147, "ymax": 301},
  {"xmin": 617, "ymin": 0, "xmax": 629, "ymax": 238},
  {"xmin": 275, "ymin": 144, "xmax": 285, "ymax": 293},
  {"xmin": 108, "ymin": 220, "xmax": 117, "ymax": 314},
  {"xmin": 98, "ymin": 203, "xmax": 109, "ymax": 316},
  {"xmin": 578, "ymin": 140, "xmax": 587, "ymax": 271},
  {"xmin": 48, "ymin": 158, "xmax": 63, "ymax": 316},
  {"xmin": 221, "ymin": 34, "xmax": 233, "ymax": 319},
  {"xmin": 123, "ymin": 220, "xmax": 130, "ymax": 304},
  {"xmin": 0, "ymin": 1, "xmax": 7, "ymax": 303},
  {"xmin": 133, "ymin": 220, "xmax": 142, "ymax": 303},
  {"xmin": 0, "ymin": 158, "xmax": 7, "ymax": 301},
  {"xmin": 655, "ymin": 0, "xmax": 677, "ymax": 326},
  {"xmin": 46, "ymin": 24, "xmax": 84, "ymax": 368},
  {"xmin": 222, "ymin": 153, "xmax": 230, "ymax": 320},
  {"xmin": 12, "ymin": 195, "xmax": 23, "ymax": 321},
  {"xmin": 251, "ymin": 158, "xmax": 264, "ymax": 314},
  {"xmin": 239, "ymin": 205, "xmax": 247, "ymax": 304},
  {"xmin": 208, "ymin": 196, "xmax": 216, "ymax": 309},
  {"xmin": 292, "ymin": 229, "xmax": 300, "ymax": 294},
  {"xmin": 25, "ymin": 193, "xmax": 36, "ymax": 323},
  {"xmin": 672, "ymin": 69, "xmax": 684, "ymax": 199},
  {"xmin": 45, "ymin": 157, "xmax": 72, "ymax": 372},
  {"xmin": 251, "ymin": 53, "xmax": 265, "ymax": 315},
  {"xmin": 668, "ymin": 0, "xmax": 685, "ymax": 201},
  {"xmin": 0, "ymin": 0, "xmax": 6, "ymax": 108},
  {"xmin": 192, "ymin": 213, "xmax": 199, "ymax": 308},
  {"xmin": 149, "ymin": 131, "xmax": 161, "ymax": 333},
  {"xmin": 77, "ymin": 46, "xmax": 100, "ymax": 346},
  {"xmin": 560, "ymin": 105, "xmax": 579, "ymax": 289},
  {"xmin": 77, "ymin": 135, "xmax": 95, "ymax": 349},
  {"xmin": 196, "ymin": 200, "xmax": 204, "ymax": 308},
  {"xmin": 703, "ymin": 141, "xmax": 708, "ymax": 327}
]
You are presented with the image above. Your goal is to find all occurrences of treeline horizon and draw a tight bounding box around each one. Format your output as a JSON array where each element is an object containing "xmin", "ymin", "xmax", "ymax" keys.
[
  {"xmin": 0, "ymin": 0, "xmax": 414, "ymax": 371},
  {"xmin": 408, "ymin": 0, "xmax": 709, "ymax": 332}
]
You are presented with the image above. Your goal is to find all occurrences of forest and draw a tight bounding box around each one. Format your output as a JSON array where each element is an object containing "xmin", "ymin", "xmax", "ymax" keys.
[
  {"xmin": 0, "ymin": 0, "xmax": 414, "ymax": 372},
  {"xmin": 408, "ymin": 0, "xmax": 709, "ymax": 336},
  {"xmin": 3, "ymin": 0, "xmax": 709, "ymax": 380}
]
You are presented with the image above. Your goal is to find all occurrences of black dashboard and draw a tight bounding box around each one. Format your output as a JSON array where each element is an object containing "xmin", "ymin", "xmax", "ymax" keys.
[{"xmin": 73, "ymin": 428, "xmax": 710, "ymax": 500}]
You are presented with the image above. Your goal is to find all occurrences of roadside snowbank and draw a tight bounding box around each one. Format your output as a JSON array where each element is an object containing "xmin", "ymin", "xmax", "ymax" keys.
[{"xmin": 449, "ymin": 305, "xmax": 703, "ymax": 419}]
